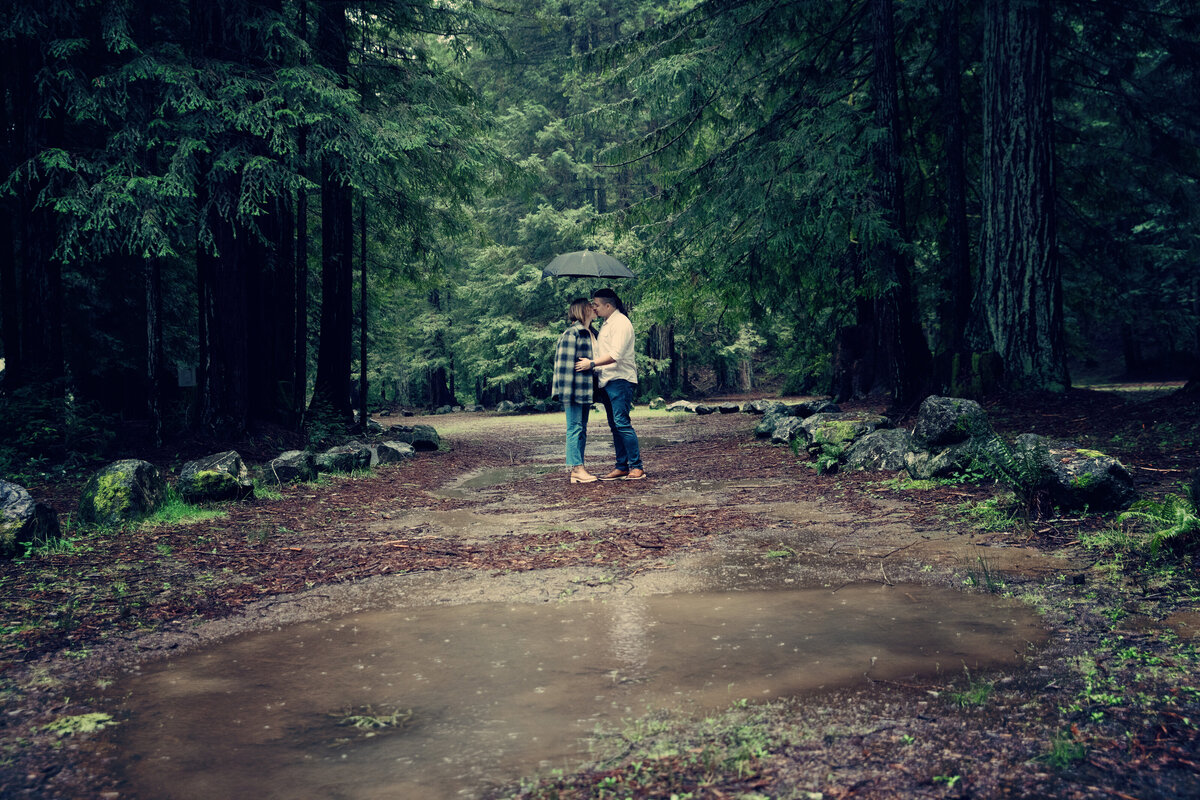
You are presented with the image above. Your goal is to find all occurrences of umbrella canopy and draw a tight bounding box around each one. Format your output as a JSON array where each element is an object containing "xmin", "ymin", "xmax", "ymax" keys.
[{"xmin": 542, "ymin": 249, "xmax": 634, "ymax": 278}]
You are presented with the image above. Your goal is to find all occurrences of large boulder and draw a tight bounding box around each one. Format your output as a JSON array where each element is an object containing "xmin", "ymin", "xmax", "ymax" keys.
[
  {"xmin": 178, "ymin": 451, "xmax": 254, "ymax": 502},
  {"xmin": 844, "ymin": 429, "xmax": 919, "ymax": 472},
  {"xmin": 913, "ymin": 396, "xmax": 990, "ymax": 448},
  {"xmin": 694, "ymin": 403, "xmax": 716, "ymax": 416},
  {"xmin": 666, "ymin": 400, "xmax": 697, "ymax": 413},
  {"xmin": 648, "ymin": 397, "xmax": 667, "ymax": 410},
  {"xmin": 372, "ymin": 441, "xmax": 416, "ymax": 466},
  {"xmin": 1013, "ymin": 434, "xmax": 1138, "ymax": 511},
  {"xmin": 266, "ymin": 450, "xmax": 317, "ymax": 484},
  {"xmin": 495, "ymin": 400, "xmax": 521, "ymax": 415},
  {"xmin": 77, "ymin": 459, "xmax": 167, "ymax": 527},
  {"xmin": 717, "ymin": 402, "xmax": 741, "ymax": 414},
  {"xmin": 0, "ymin": 480, "xmax": 60, "ymax": 559},
  {"xmin": 316, "ymin": 442, "xmax": 373, "ymax": 473},
  {"xmin": 386, "ymin": 424, "xmax": 440, "ymax": 451}
]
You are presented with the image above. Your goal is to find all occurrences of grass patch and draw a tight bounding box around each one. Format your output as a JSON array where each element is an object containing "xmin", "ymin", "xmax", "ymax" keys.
[{"xmin": 142, "ymin": 489, "xmax": 227, "ymax": 528}]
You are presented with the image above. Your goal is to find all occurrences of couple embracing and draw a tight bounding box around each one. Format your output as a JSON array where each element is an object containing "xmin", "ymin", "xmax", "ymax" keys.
[{"xmin": 551, "ymin": 288, "xmax": 646, "ymax": 484}]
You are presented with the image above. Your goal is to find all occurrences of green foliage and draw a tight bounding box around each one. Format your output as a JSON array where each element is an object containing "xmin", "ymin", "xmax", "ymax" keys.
[
  {"xmin": 0, "ymin": 388, "xmax": 115, "ymax": 483},
  {"xmin": 42, "ymin": 713, "xmax": 118, "ymax": 738},
  {"xmin": 1117, "ymin": 488, "xmax": 1200, "ymax": 557}
]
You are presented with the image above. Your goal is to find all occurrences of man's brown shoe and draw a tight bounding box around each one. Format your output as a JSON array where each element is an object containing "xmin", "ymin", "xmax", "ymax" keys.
[
  {"xmin": 624, "ymin": 468, "xmax": 647, "ymax": 480},
  {"xmin": 599, "ymin": 469, "xmax": 629, "ymax": 481}
]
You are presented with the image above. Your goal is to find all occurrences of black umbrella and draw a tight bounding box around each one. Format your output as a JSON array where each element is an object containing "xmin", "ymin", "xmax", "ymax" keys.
[{"xmin": 542, "ymin": 249, "xmax": 634, "ymax": 278}]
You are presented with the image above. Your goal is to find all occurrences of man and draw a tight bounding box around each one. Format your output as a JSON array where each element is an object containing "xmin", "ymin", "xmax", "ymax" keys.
[{"xmin": 574, "ymin": 288, "xmax": 645, "ymax": 480}]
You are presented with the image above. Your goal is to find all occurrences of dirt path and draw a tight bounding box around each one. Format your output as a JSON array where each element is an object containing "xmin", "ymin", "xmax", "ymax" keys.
[{"xmin": 3, "ymin": 407, "xmax": 1198, "ymax": 798}]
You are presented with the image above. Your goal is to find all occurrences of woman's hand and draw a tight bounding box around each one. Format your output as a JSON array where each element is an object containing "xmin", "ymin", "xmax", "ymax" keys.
[{"xmin": 574, "ymin": 357, "xmax": 592, "ymax": 372}]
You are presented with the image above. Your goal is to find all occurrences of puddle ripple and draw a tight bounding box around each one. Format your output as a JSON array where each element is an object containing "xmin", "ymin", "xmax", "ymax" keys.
[{"xmin": 107, "ymin": 585, "xmax": 1045, "ymax": 799}]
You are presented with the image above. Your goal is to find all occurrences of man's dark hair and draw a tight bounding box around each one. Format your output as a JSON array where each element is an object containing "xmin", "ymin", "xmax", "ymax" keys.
[{"xmin": 591, "ymin": 287, "xmax": 626, "ymax": 315}]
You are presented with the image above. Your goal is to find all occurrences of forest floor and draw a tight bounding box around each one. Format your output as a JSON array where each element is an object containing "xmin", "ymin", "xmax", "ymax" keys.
[{"xmin": 1, "ymin": 387, "xmax": 1199, "ymax": 799}]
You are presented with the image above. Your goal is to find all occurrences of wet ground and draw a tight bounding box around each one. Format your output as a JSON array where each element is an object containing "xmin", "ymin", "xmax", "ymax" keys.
[{"xmin": 3, "ymin": 397, "xmax": 1199, "ymax": 799}]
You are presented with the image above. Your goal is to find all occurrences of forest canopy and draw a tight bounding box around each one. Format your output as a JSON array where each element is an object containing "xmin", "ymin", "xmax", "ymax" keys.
[{"xmin": 2, "ymin": 0, "xmax": 1198, "ymax": 474}]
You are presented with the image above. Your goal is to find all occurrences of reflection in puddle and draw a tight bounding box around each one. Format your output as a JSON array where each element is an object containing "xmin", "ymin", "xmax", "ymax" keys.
[
  {"xmin": 435, "ymin": 465, "xmax": 558, "ymax": 498},
  {"xmin": 107, "ymin": 585, "xmax": 1045, "ymax": 800}
]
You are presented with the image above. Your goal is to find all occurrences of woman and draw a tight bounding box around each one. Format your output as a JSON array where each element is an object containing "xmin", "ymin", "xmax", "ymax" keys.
[{"xmin": 552, "ymin": 298, "xmax": 598, "ymax": 483}]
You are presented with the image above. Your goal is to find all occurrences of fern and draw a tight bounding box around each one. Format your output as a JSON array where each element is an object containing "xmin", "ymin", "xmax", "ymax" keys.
[{"xmin": 1117, "ymin": 489, "xmax": 1200, "ymax": 556}]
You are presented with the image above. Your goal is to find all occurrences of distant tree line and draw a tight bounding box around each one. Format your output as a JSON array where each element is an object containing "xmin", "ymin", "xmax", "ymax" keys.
[{"xmin": 1, "ymin": 0, "xmax": 1198, "ymax": 475}]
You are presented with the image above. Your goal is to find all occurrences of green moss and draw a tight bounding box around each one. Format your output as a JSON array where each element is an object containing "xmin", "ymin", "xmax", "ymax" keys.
[
  {"xmin": 814, "ymin": 420, "xmax": 861, "ymax": 445},
  {"xmin": 89, "ymin": 472, "xmax": 132, "ymax": 521},
  {"xmin": 192, "ymin": 469, "xmax": 238, "ymax": 493},
  {"xmin": 1075, "ymin": 448, "xmax": 1106, "ymax": 459}
]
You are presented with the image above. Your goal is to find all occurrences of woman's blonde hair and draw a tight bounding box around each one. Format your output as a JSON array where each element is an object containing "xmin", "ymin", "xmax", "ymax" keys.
[{"xmin": 567, "ymin": 298, "xmax": 591, "ymax": 325}]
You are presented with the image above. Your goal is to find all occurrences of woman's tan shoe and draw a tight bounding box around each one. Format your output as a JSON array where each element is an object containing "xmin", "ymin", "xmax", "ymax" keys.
[{"xmin": 569, "ymin": 469, "xmax": 598, "ymax": 484}]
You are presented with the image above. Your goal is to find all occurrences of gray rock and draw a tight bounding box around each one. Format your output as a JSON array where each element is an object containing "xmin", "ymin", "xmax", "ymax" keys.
[
  {"xmin": 316, "ymin": 442, "xmax": 373, "ymax": 473},
  {"xmin": 469, "ymin": 405, "xmax": 486, "ymax": 413},
  {"xmin": 0, "ymin": 480, "xmax": 60, "ymax": 559},
  {"xmin": 913, "ymin": 395, "xmax": 990, "ymax": 448},
  {"xmin": 666, "ymin": 401, "xmax": 697, "ymax": 413},
  {"xmin": 742, "ymin": 399, "xmax": 788, "ymax": 415},
  {"xmin": 1013, "ymin": 434, "xmax": 1138, "ymax": 511},
  {"xmin": 386, "ymin": 424, "xmax": 440, "ymax": 451},
  {"xmin": 372, "ymin": 441, "xmax": 416, "ymax": 465},
  {"xmin": 843, "ymin": 429, "xmax": 919, "ymax": 472},
  {"xmin": 717, "ymin": 403, "xmax": 741, "ymax": 414},
  {"xmin": 267, "ymin": 450, "xmax": 316, "ymax": 484},
  {"xmin": 178, "ymin": 451, "xmax": 254, "ymax": 502},
  {"xmin": 77, "ymin": 459, "xmax": 168, "ymax": 526},
  {"xmin": 769, "ymin": 417, "xmax": 805, "ymax": 445},
  {"xmin": 755, "ymin": 409, "xmax": 788, "ymax": 438},
  {"xmin": 435, "ymin": 405, "xmax": 454, "ymax": 415},
  {"xmin": 694, "ymin": 404, "xmax": 715, "ymax": 415},
  {"xmin": 366, "ymin": 419, "xmax": 385, "ymax": 434},
  {"xmin": 905, "ymin": 440, "xmax": 981, "ymax": 481},
  {"xmin": 495, "ymin": 400, "xmax": 520, "ymax": 415},
  {"xmin": 648, "ymin": 397, "xmax": 667, "ymax": 410}
]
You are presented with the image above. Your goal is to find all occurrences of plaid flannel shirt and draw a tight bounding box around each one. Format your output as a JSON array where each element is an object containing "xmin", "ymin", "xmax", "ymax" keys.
[{"xmin": 551, "ymin": 322, "xmax": 595, "ymax": 405}]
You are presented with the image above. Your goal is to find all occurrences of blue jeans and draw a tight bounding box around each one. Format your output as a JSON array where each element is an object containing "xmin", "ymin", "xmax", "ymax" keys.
[
  {"xmin": 600, "ymin": 379, "xmax": 642, "ymax": 471},
  {"xmin": 564, "ymin": 401, "xmax": 591, "ymax": 467}
]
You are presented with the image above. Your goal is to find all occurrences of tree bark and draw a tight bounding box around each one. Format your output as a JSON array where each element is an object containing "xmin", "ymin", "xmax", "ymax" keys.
[{"xmin": 979, "ymin": 0, "xmax": 1067, "ymax": 391}]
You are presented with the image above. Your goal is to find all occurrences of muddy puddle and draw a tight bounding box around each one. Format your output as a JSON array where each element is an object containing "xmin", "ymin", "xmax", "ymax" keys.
[{"xmin": 105, "ymin": 584, "xmax": 1045, "ymax": 800}]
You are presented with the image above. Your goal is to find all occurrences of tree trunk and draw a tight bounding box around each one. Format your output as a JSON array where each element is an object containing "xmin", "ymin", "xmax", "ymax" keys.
[
  {"xmin": 358, "ymin": 194, "xmax": 368, "ymax": 429},
  {"xmin": 869, "ymin": 0, "xmax": 930, "ymax": 404},
  {"xmin": 146, "ymin": 257, "xmax": 164, "ymax": 446},
  {"xmin": 979, "ymin": 0, "xmax": 1067, "ymax": 391},
  {"xmin": 292, "ymin": 1, "xmax": 310, "ymax": 423},
  {"xmin": 310, "ymin": 0, "xmax": 354, "ymax": 424},
  {"xmin": 937, "ymin": 0, "xmax": 971, "ymax": 362}
]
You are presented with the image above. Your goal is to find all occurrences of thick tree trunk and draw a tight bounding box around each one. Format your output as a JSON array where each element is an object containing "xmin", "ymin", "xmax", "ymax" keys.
[
  {"xmin": 310, "ymin": 0, "xmax": 354, "ymax": 424},
  {"xmin": 979, "ymin": 0, "xmax": 1067, "ymax": 391}
]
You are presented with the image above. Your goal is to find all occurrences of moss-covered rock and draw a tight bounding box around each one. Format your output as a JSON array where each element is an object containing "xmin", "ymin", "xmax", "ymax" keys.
[
  {"xmin": 179, "ymin": 451, "xmax": 254, "ymax": 502},
  {"xmin": 912, "ymin": 396, "xmax": 990, "ymax": 448},
  {"xmin": 1014, "ymin": 434, "xmax": 1138, "ymax": 511},
  {"xmin": 0, "ymin": 480, "xmax": 61, "ymax": 559},
  {"xmin": 798, "ymin": 413, "xmax": 890, "ymax": 451},
  {"xmin": 77, "ymin": 460, "xmax": 167, "ymax": 527}
]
